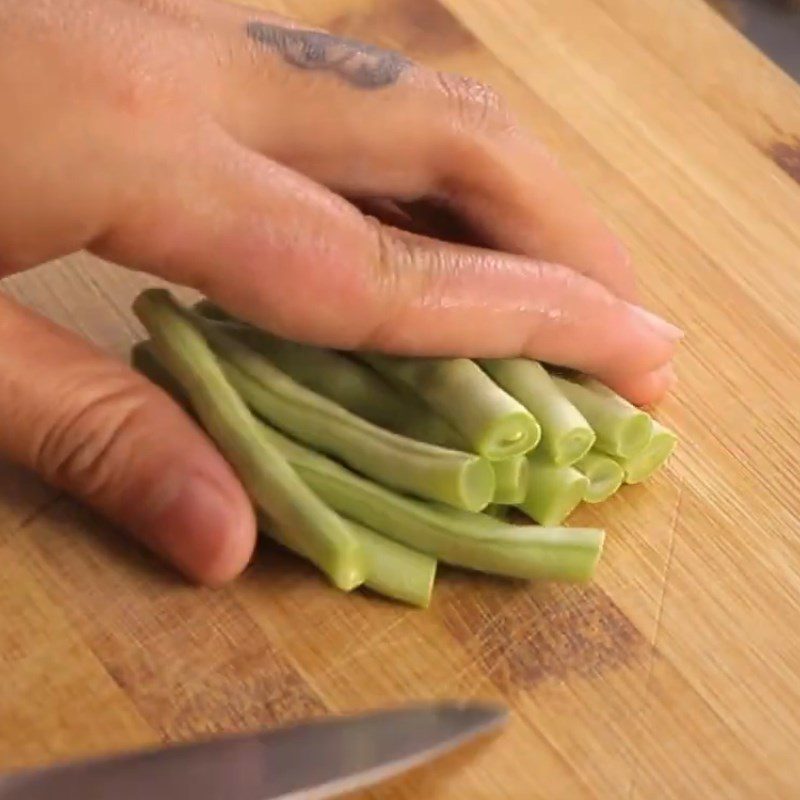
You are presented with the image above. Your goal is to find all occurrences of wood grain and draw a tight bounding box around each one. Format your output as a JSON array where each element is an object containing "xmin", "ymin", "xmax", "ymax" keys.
[
  {"xmin": 2, "ymin": 0, "xmax": 800, "ymax": 798},
  {"xmin": 595, "ymin": 0, "xmax": 800, "ymax": 158}
]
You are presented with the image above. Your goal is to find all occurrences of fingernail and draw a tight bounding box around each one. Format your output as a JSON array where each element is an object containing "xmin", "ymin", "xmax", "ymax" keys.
[
  {"xmin": 629, "ymin": 304, "xmax": 684, "ymax": 342},
  {"xmin": 134, "ymin": 471, "xmax": 246, "ymax": 584},
  {"xmin": 661, "ymin": 362, "xmax": 678, "ymax": 389}
]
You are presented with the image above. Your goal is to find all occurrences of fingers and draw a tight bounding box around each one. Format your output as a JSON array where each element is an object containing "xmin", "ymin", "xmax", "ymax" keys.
[
  {"xmin": 212, "ymin": 12, "xmax": 634, "ymax": 297},
  {"xmin": 89, "ymin": 126, "xmax": 383, "ymax": 346},
  {"xmin": 90, "ymin": 128, "xmax": 679, "ymax": 388},
  {"xmin": 0, "ymin": 293, "xmax": 255, "ymax": 584},
  {"xmin": 366, "ymin": 228, "xmax": 681, "ymax": 378},
  {"xmin": 604, "ymin": 363, "xmax": 677, "ymax": 407},
  {"xmin": 433, "ymin": 116, "xmax": 638, "ymax": 300}
]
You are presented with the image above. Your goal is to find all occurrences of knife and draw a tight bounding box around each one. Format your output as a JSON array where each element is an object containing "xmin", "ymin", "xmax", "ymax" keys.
[{"xmin": 0, "ymin": 701, "xmax": 507, "ymax": 799}]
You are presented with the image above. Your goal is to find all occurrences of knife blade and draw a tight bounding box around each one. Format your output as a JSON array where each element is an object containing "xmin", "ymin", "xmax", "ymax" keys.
[{"xmin": 0, "ymin": 701, "xmax": 507, "ymax": 800}]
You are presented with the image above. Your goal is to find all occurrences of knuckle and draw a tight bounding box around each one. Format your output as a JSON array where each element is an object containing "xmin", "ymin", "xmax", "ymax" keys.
[
  {"xmin": 433, "ymin": 72, "xmax": 515, "ymax": 136},
  {"xmin": 366, "ymin": 217, "xmax": 411, "ymax": 299},
  {"xmin": 519, "ymin": 260, "xmax": 555, "ymax": 349},
  {"xmin": 612, "ymin": 239, "xmax": 637, "ymax": 294},
  {"xmin": 361, "ymin": 222, "xmax": 428, "ymax": 349},
  {"xmin": 34, "ymin": 372, "xmax": 153, "ymax": 502}
]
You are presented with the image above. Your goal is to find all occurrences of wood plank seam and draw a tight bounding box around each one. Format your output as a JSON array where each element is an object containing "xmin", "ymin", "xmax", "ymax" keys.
[
  {"xmin": 625, "ymin": 482, "xmax": 683, "ymax": 800},
  {"xmin": 515, "ymin": 710, "xmax": 603, "ymax": 800},
  {"xmin": 587, "ymin": 0, "xmax": 800, "ymax": 174}
]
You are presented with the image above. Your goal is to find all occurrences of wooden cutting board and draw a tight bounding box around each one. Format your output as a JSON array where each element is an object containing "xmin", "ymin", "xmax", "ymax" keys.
[{"xmin": 2, "ymin": 1, "xmax": 800, "ymax": 797}]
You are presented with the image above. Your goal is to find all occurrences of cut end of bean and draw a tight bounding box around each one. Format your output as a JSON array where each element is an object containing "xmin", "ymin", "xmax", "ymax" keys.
[
  {"xmin": 552, "ymin": 375, "xmax": 652, "ymax": 459},
  {"xmin": 328, "ymin": 551, "xmax": 367, "ymax": 592},
  {"xmin": 540, "ymin": 527, "xmax": 604, "ymax": 583},
  {"xmin": 621, "ymin": 422, "xmax": 678, "ymax": 484},
  {"xmin": 490, "ymin": 456, "xmax": 529, "ymax": 505},
  {"xmin": 576, "ymin": 452, "xmax": 625, "ymax": 503},
  {"xmin": 482, "ymin": 411, "xmax": 541, "ymax": 459},
  {"xmin": 347, "ymin": 519, "xmax": 437, "ymax": 607},
  {"xmin": 458, "ymin": 457, "xmax": 496, "ymax": 512},
  {"xmin": 259, "ymin": 514, "xmax": 365, "ymax": 593},
  {"xmin": 615, "ymin": 412, "xmax": 654, "ymax": 459},
  {"xmin": 517, "ymin": 457, "xmax": 589, "ymax": 526},
  {"xmin": 550, "ymin": 426, "xmax": 596, "ymax": 467},
  {"xmin": 554, "ymin": 527, "xmax": 605, "ymax": 582}
]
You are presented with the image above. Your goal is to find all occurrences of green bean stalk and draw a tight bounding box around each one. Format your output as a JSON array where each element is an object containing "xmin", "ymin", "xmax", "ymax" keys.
[
  {"xmin": 481, "ymin": 359, "xmax": 595, "ymax": 466},
  {"xmin": 516, "ymin": 452, "xmax": 589, "ymax": 526},
  {"xmin": 614, "ymin": 421, "xmax": 678, "ymax": 484},
  {"xmin": 551, "ymin": 376, "xmax": 653, "ymax": 458},
  {"xmin": 243, "ymin": 387, "xmax": 605, "ymax": 584},
  {"xmin": 575, "ymin": 451, "xmax": 625, "ymax": 503},
  {"xmin": 132, "ymin": 289, "xmax": 365, "ymax": 592},
  {"xmin": 193, "ymin": 319, "xmax": 495, "ymax": 512},
  {"xmin": 130, "ymin": 292, "xmax": 681, "ymax": 606},
  {"xmin": 261, "ymin": 512, "xmax": 436, "ymax": 608},
  {"xmin": 358, "ymin": 354, "xmax": 541, "ymax": 460}
]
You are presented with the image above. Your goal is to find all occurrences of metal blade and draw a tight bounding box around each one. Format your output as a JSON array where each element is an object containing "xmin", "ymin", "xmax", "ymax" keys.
[{"xmin": 0, "ymin": 702, "xmax": 507, "ymax": 800}]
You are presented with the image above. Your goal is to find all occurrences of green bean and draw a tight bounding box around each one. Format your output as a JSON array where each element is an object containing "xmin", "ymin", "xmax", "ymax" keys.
[
  {"xmin": 480, "ymin": 359, "xmax": 595, "ymax": 466},
  {"xmin": 516, "ymin": 452, "xmax": 589, "ymax": 526},
  {"xmin": 614, "ymin": 421, "xmax": 677, "ymax": 484},
  {"xmin": 134, "ymin": 334, "xmax": 434, "ymax": 605},
  {"xmin": 575, "ymin": 451, "xmax": 624, "ymax": 503},
  {"xmin": 345, "ymin": 519, "xmax": 436, "ymax": 608},
  {"xmin": 357, "ymin": 354, "xmax": 541, "ymax": 460},
  {"xmin": 490, "ymin": 456, "xmax": 529, "ymax": 504},
  {"xmin": 132, "ymin": 289, "xmax": 365, "ymax": 592},
  {"xmin": 551, "ymin": 376, "xmax": 652, "ymax": 458},
  {"xmin": 193, "ymin": 305, "xmax": 487, "ymax": 456},
  {"xmin": 132, "ymin": 340, "xmax": 188, "ymax": 407},
  {"xmin": 193, "ymin": 299, "xmax": 233, "ymax": 321},
  {"xmin": 198, "ymin": 326, "xmax": 494, "ymax": 512},
  {"xmin": 483, "ymin": 503, "xmax": 512, "ymax": 521},
  {"xmin": 260, "ymin": 513, "xmax": 436, "ymax": 608},
  {"xmin": 194, "ymin": 309, "xmax": 419, "ymax": 430},
  {"xmin": 255, "ymin": 417, "xmax": 604, "ymax": 583},
  {"xmin": 194, "ymin": 311, "xmax": 464, "ymax": 450}
]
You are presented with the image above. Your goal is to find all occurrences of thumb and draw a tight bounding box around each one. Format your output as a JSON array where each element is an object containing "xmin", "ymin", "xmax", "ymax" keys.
[{"xmin": 0, "ymin": 293, "xmax": 255, "ymax": 584}]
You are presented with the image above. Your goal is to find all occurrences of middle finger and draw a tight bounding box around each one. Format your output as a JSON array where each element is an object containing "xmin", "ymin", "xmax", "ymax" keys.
[{"xmin": 211, "ymin": 9, "xmax": 636, "ymax": 298}]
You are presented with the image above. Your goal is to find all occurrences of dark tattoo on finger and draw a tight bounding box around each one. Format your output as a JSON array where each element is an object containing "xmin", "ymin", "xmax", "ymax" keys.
[{"xmin": 245, "ymin": 22, "xmax": 411, "ymax": 89}]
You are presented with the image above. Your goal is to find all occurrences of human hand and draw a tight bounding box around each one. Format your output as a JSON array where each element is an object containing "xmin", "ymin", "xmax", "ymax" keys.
[{"xmin": 0, "ymin": 0, "xmax": 681, "ymax": 583}]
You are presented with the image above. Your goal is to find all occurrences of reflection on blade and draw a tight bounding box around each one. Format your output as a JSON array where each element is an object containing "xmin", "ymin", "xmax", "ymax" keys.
[{"xmin": 0, "ymin": 702, "xmax": 507, "ymax": 800}]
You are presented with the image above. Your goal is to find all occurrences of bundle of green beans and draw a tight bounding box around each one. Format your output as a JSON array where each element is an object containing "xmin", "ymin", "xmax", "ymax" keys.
[{"xmin": 131, "ymin": 289, "xmax": 677, "ymax": 608}]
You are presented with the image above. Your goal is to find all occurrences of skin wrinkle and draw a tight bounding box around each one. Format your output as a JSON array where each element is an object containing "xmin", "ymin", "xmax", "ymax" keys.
[
  {"xmin": 432, "ymin": 72, "xmax": 513, "ymax": 138},
  {"xmin": 4, "ymin": 346, "xmax": 143, "ymax": 488},
  {"xmin": 38, "ymin": 384, "xmax": 150, "ymax": 502},
  {"xmin": 370, "ymin": 235, "xmax": 650, "ymax": 375},
  {"xmin": 410, "ymin": 238, "xmax": 556, "ymax": 317},
  {"xmin": 369, "ymin": 232, "xmax": 560, "ymax": 353},
  {"xmin": 346, "ymin": 223, "xmax": 414, "ymax": 351}
]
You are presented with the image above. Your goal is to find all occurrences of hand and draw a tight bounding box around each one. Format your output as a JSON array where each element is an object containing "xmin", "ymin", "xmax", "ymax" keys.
[{"xmin": 0, "ymin": 0, "xmax": 681, "ymax": 584}]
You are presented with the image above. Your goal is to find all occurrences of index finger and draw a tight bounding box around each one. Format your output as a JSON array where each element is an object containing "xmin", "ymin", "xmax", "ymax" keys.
[{"xmin": 367, "ymin": 226, "xmax": 680, "ymax": 376}]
